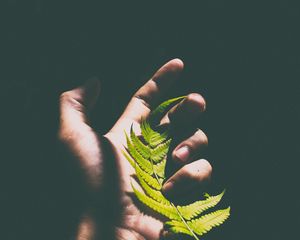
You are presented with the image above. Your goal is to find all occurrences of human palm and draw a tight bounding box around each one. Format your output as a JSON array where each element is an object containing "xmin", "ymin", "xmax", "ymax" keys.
[{"xmin": 59, "ymin": 59, "xmax": 211, "ymax": 240}]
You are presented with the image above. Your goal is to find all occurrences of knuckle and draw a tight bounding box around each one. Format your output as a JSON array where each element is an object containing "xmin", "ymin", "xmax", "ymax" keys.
[
  {"xmin": 177, "ymin": 160, "xmax": 213, "ymax": 184},
  {"xmin": 133, "ymin": 93, "xmax": 152, "ymax": 110},
  {"xmin": 60, "ymin": 92, "xmax": 77, "ymax": 108},
  {"xmin": 184, "ymin": 160, "xmax": 213, "ymax": 181},
  {"xmin": 60, "ymin": 91, "xmax": 83, "ymax": 111},
  {"xmin": 180, "ymin": 165, "xmax": 191, "ymax": 176},
  {"xmin": 186, "ymin": 93, "xmax": 206, "ymax": 111},
  {"xmin": 60, "ymin": 91, "xmax": 72, "ymax": 102},
  {"xmin": 199, "ymin": 159, "xmax": 213, "ymax": 176},
  {"xmin": 181, "ymin": 164, "xmax": 199, "ymax": 180},
  {"xmin": 134, "ymin": 79, "xmax": 158, "ymax": 109},
  {"xmin": 194, "ymin": 129, "xmax": 208, "ymax": 147}
]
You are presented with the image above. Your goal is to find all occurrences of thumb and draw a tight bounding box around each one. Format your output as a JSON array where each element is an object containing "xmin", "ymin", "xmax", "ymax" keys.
[
  {"xmin": 59, "ymin": 78, "xmax": 101, "ymax": 128},
  {"xmin": 67, "ymin": 77, "xmax": 101, "ymax": 112},
  {"xmin": 58, "ymin": 78, "xmax": 102, "ymax": 191}
]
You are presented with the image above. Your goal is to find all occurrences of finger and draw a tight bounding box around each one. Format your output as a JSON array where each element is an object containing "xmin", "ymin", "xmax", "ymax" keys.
[
  {"xmin": 161, "ymin": 93, "xmax": 206, "ymax": 127},
  {"xmin": 59, "ymin": 78, "xmax": 101, "ymax": 132},
  {"xmin": 171, "ymin": 128, "xmax": 208, "ymax": 164},
  {"xmin": 134, "ymin": 58, "xmax": 184, "ymax": 108},
  {"xmin": 162, "ymin": 159, "xmax": 212, "ymax": 197},
  {"xmin": 116, "ymin": 59, "xmax": 184, "ymax": 126}
]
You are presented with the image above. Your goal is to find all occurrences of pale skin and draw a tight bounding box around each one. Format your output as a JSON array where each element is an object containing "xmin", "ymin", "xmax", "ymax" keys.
[{"xmin": 58, "ymin": 59, "xmax": 212, "ymax": 240}]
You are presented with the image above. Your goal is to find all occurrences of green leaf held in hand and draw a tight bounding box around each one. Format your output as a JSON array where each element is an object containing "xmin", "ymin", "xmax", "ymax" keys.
[{"xmin": 123, "ymin": 96, "xmax": 230, "ymax": 239}]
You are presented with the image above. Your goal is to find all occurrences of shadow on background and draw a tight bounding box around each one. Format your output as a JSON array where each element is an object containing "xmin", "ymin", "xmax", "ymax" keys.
[{"xmin": 1, "ymin": 1, "xmax": 299, "ymax": 239}]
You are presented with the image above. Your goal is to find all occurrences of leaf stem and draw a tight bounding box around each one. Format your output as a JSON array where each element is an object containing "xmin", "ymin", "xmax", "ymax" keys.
[
  {"xmin": 149, "ymin": 141, "xmax": 199, "ymax": 240},
  {"xmin": 151, "ymin": 160, "xmax": 161, "ymax": 187},
  {"xmin": 146, "ymin": 121, "xmax": 199, "ymax": 240},
  {"xmin": 171, "ymin": 203, "xmax": 200, "ymax": 240},
  {"xmin": 149, "ymin": 144, "xmax": 163, "ymax": 188}
]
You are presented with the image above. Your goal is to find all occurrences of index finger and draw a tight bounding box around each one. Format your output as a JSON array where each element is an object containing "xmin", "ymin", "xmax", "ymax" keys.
[{"xmin": 118, "ymin": 58, "xmax": 184, "ymax": 125}]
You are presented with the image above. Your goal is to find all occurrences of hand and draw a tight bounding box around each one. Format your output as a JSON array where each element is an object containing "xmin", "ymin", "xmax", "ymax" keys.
[{"xmin": 58, "ymin": 59, "xmax": 212, "ymax": 240}]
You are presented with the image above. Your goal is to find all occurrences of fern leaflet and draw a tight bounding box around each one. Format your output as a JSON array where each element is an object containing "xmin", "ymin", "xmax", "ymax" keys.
[{"xmin": 177, "ymin": 190, "xmax": 225, "ymax": 220}]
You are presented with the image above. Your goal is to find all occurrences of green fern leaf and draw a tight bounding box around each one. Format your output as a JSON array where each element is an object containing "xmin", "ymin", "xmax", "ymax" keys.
[
  {"xmin": 166, "ymin": 207, "xmax": 230, "ymax": 236},
  {"xmin": 125, "ymin": 132, "xmax": 153, "ymax": 174},
  {"xmin": 151, "ymin": 139, "xmax": 171, "ymax": 163},
  {"xmin": 123, "ymin": 96, "xmax": 230, "ymax": 240},
  {"xmin": 132, "ymin": 184, "xmax": 180, "ymax": 220},
  {"xmin": 140, "ymin": 120, "xmax": 155, "ymax": 144},
  {"xmin": 122, "ymin": 150, "xmax": 162, "ymax": 190},
  {"xmin": 153, "ymin": 158, "xmax": 166, "ymax": 178},
  {"xmin": 141, "ymin": 119, "xmax": 169, "ymax": 147},
  {"xmin": 165, "ymin": 221, "xmax": 193, "ymax": 236},
  {"xmin": 130, "ymin": 127, "xmax": 151, "ymax": 159},
  {"xmin": 189, "ymin": 207, "xmax": 231, "ymax": 236},
  {"xmin": 122, "ymin": 150, "xmax": 135, "ymax": 169},
  {"xmin": 149, "ymin": 130, "xmax": 169, "ymax": 148},
  {"xmin": 178, "ymin": 190, "xmax": 225, "ymax": 220},
  {"xmin": 149, "ymin": 96, "xmax": 186, "ymax": 125},
  {"xmin": 136, "ymin": 171, "xmax": 170, "ymax": 204},
  {"xmin": 169, "ymin": 226, "xmax": 193, "ymax": 236}
]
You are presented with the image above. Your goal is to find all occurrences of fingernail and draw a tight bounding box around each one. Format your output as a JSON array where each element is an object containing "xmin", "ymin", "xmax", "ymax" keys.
[{"xmin": 174, "ymin": 146, "xmax": 189, "ymax": 162}]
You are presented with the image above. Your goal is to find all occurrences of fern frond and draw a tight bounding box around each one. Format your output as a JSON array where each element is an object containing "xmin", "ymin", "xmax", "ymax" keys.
[
  {"xmin": 130, "ymin": 127, "xmax": 150, "ymax": 159},
  {"xmin": 122, "ymin": 150, "xmax": 162, "ymax": 190},
  {"xmin": 122, "ymin": 150, "xmax": 135, "ymax": 168},
  {"xmin": 149, "ymin": 129, "xmax": 169, "ymax": 148},
  {"xmin": 165, "ymin": 221, "xmax": 194, "ymax": 236},
  {"xmin": 126, "ymin": 132, "xmax": 153, "ymax": 174},
  {"xmin": 136, "ymin": 171, "xmax": 169, "ymax": 204},
  {"xmin": 141, "ymin": 120, "xmax": 169, "ymax": 147},
  {"xmin": 149, "ymin": 96, "xmax": 186, "ymax": 125},
  {"xmin": 151, "ymin": 139, "xmax": 171, "ymax": 163},
  {"xmin": 169, "ymin": 226, "xmax": 193, "ymax": 236},
  {"xmin": 136, "ymin": 163, "xmax": 163, "ymax": 190},
  {"xmin": 132, "ymin": 184, "xmax": 180, "ymax": 220},
  {"xmin": 167, "ymin": 207, "xmax": 230, "ymax": 236},
  {"xmin": 123, "ymin": 96, "xmax": 230, "ymax": 240},
  {"xmin": 140, "ymin": 120, "xmax": 155, "ymax": 144},
  {"xmin": 153, "ymin": 158, "xmax": 166, "ymax": 178},
  {"xmin": 189, "ymin": 207, "xmax": 231, "ymax": 236},
  {"xmin": 178, "ymin": 190, "xmax": 225, "ymax": 220}
]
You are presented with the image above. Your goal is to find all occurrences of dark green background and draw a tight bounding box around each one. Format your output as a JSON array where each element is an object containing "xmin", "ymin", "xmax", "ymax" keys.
[{"xmin": 2, "ymin": 1, "xmax": 299, "ymax": 239}]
